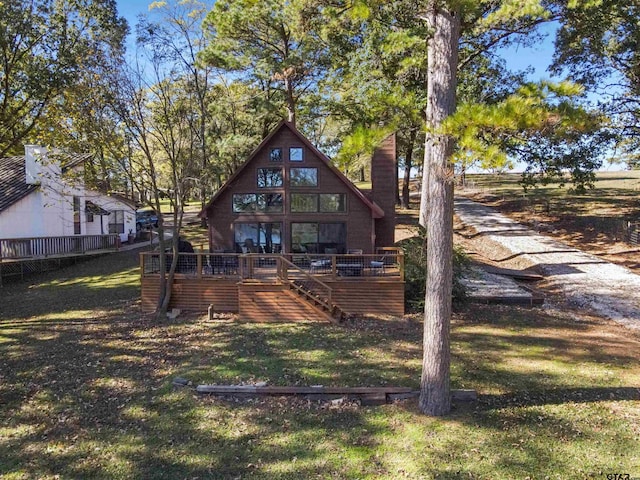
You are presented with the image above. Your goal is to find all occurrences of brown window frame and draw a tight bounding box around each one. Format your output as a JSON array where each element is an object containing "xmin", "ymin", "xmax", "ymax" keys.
[
  {"xmin": 233, "ymin": 193, "xmax": 284, "ymax": 213},
  {"xmin": 257, "ymin": 167, "xmax": 284, "ymax": 188},
  {"xmin": 290, "ymin": 167, "xmax": 318, "ymax": 187},
  {"xmin": 289, "ymin": 146, "xmax": 304, "ymax": 162},
  {"xmin": 269, "ymin": 147, "xmax": 283, "ymax": 162}
]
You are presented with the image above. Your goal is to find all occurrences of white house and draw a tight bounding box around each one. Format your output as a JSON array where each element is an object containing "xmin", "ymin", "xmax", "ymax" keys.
[{"xmin": 0, "ymin": 146, "xmax": 136, "ymax": 243}]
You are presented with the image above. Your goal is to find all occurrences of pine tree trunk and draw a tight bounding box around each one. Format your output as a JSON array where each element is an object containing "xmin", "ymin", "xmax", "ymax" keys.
[
  {"xmin": 419, "ymin": 1, "xmax": 460, "ymax": 417},
  {"xmin": 418, "ymin": 141, "xmax": 431, "ymax": 227}
]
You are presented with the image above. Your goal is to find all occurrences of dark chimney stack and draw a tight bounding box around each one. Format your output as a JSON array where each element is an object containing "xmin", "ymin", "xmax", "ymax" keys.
[{"xmin": 371, "ymin": 133, "xmax": 396, "ymax": 249}]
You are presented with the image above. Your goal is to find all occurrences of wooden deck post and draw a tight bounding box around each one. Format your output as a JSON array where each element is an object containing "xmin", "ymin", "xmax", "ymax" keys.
[
  {"xmin": 331, "ymin": 255, "xmax": 337, "ymax": 280},
  {"xmin": 139, "ymin": 252, "xmax": 145, "ymax": 282},
  {"xmin": 196, "ymin": 254, "xmax": 202, "ymax": 279}
]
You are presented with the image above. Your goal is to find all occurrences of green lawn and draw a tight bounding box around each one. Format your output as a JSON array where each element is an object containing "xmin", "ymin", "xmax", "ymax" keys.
[
  {"xmin": 1, "ymin": 249, "xmax": 639, "ymax": 479},
  {"xmin": 463, "ymin": 170, "xmax": 640, "ymax": 219}
]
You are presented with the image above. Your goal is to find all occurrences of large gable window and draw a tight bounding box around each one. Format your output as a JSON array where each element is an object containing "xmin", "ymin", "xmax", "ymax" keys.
[
  {"xmin": 291, "ymin": 193, "xmax": 346, "ymax": 213},
  {"xmin": 291, "ymin": 222, "xmax": 346, "ymax": 254},
  {"xmin": 290, "ymin": 167, "xmax": 317, "ymax": 187},
  {"xmin": 319, "ymin": 194, "xmax": 346, "ymax": 212},
  {"xmin": 233, "ymin": 193, "xmax": 283, "ymax": 213},
  {"xmin": 257, "ymin": 193, "xmax": 283, "ymax": 212},
  {"xmin": 291, "ymin": 193, "xmax": 318, "ymax": 212},
  {"xmin": 233, "ymin": 194, "xmax": 256, "ymax": 213},
  {"xmin": 257, "ymin": 168, "xmax": 283, "ymax": 188},
  {"xmin": 234, "ymin": 222, "xmax": 282, "ymax": 253}
]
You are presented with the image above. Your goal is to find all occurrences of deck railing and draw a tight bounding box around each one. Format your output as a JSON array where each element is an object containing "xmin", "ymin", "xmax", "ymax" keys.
[
  {"xmin": 139, "ymin": 249, "xmax": 405, "ymax": 281},
  {"xmin": 277, "ymin": 255, "xmax": 333, "ymax": 311},
  {"xmin": 0, "ymin": 234, "xmax": 119, "ymax": 261}
]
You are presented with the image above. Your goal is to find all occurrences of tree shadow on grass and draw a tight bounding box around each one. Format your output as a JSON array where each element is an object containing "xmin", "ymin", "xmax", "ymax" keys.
[
  {"xmin": 2, "ymin": 284, "xmax": 640, "ymax": 479},
  {"xmin": 0, "ymin": 307, "xmax": 420, "ymax": 478},
  {"xmin": 0, "ymin": 248, "xmax": 143, "ymax": 320},
  {"xmin": 478, "ymin": 386, "xmax": 640, "ymax": 410}
]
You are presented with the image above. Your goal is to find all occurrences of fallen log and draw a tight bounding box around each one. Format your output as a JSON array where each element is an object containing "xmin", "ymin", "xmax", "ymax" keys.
[{"xmin": 194, "ymin": 384, "xmax": 478, "ymax": 404}]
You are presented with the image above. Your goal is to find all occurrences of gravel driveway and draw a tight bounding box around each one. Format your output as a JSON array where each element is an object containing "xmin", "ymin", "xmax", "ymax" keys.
[{"xmin": 455, "ymin": 196, "xmax": 640, "ymax": 330}]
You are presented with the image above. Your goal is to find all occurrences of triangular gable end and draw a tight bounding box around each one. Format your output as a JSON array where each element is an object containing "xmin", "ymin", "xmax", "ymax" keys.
[{"xmin": 200, "ymin": 121, "xmax": 384, "ymax": 219}]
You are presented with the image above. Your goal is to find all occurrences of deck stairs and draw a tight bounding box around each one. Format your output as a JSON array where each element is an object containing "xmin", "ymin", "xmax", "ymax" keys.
[{"xmin": 239, "ymin": 255, "xmax": 346, "ymax": 322}]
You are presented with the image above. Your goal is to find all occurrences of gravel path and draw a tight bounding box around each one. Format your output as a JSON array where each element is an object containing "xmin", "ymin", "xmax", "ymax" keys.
[{"xmin": 455, "ymin": 196, "xmax": 640, "ymax": 330}]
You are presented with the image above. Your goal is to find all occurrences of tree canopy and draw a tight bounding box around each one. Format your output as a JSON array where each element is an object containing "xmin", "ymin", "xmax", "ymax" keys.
[{"xmin": 0, "ymin": 0, "xmax": 127, "ymax": 157}]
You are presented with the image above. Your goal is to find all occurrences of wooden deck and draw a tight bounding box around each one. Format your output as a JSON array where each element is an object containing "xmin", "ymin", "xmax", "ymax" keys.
[
  {"xmin": 0, "ymin": 234, "xmax": 120, "ymax": 285},
  {"xmin": 140, "ymin": 250, "xmax": 405, "ymax": 319}
]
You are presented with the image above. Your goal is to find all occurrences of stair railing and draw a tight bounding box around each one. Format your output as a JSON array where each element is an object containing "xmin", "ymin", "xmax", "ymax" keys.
[{"xmin": 277, "ymin": 255, "xmax": 333, "ymax": 311}]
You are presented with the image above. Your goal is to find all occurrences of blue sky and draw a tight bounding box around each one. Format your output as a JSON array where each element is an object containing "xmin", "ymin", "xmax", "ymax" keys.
[
  {"xmin": 117, "ymin": 1, "xmax": 616, "ymax": 172},
  {"xmin": 116, "ymin": 0, "xmax": 559, "ymax": 82}
]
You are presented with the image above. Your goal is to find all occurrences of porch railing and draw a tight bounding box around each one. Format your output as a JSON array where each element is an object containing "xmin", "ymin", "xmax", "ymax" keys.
[
  {"xmin": 0, "ymin": 234, "xmax": 119, "ymax": 261},
  {"xmin": 139, "ymin": 249, "xmax": 404, "ymax": 281}
]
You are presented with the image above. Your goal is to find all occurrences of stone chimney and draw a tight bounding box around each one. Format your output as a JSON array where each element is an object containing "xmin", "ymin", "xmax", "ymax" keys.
[{"xmin": 371, "ymin": 133, "xmax": 396, "ymax": 248}]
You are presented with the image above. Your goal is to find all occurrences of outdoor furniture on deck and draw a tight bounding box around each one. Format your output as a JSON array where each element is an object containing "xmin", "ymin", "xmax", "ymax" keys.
[
  {"xmin": 336, "ymin": 262, "xmax": 363, "ymax": 276},
  {"xmin": 369, "ymin": 259, "xmax": 385, "ymax": 275},
  {"xmin": 310, "ymin": 258, "xmax": 331, "ymax": 273}
]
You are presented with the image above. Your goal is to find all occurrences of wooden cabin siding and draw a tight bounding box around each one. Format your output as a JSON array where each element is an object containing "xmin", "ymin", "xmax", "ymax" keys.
[
  {"xmin": 237, "ymin": 283, "xmax": 331, "ymax": 322},
  {"xmin": 141, "ymin": 277, "xmax": 239, "ymax": 312},
  {"xmin": 326, "ymin": 280, "xmax": 405, "ymax": 317},
  {"xmin": 141, "ymin": 276, "xmax": 404, "ymax": 317},
  {"xmin": 207, "ymin": 125, "xmax": 378, "ymax": 254}
]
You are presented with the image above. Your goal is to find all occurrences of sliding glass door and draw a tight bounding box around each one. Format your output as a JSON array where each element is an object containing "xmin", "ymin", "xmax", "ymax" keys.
[
  {"xmin": 234, "ymin": 223, "xmax": 282, "ymax": 253},
  {"xmin": 291, "ymin": 222, "xmax": 346, "ymax": 254}
]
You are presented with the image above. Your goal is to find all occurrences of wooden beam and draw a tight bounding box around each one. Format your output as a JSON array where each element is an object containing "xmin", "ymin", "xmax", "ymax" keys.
[
  {"xmin": 196, "ymin": 385, "xmax": 414, "ymax": 395},
  {"xmin": 195, "ymin": 384, "xmax": 478, "ymax": 403}
]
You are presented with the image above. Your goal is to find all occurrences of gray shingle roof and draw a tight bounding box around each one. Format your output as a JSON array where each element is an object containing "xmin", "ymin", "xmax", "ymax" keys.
[
  {"xmin": 0, "ymin": 156, "xmax": 38, "ymax": 213},
  {"xmin": 0, "ymin": 152, "xmax": 93, "ymax": 214}
]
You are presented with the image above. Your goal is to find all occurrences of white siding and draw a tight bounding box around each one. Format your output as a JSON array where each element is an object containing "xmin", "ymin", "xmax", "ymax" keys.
[
  {"xmin": 0, "ymin": 188, "xmax": 135, "ymax": 242},
  {"xmin": 0, "ymin": 189, "xmax": 73, "ymax": 239}
]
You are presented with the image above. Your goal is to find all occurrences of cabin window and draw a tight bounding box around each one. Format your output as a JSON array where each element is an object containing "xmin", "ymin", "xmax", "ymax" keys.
[
  {"xmin": 291, "ymin": 193, "xmax": 318, "ymax": 212},
  {"xmin": 73, "ymin": 196, "xmax": 81, "ymax": 234},
  {"xmin": 290, "ymin": 167, "xmax": 317, "ymax": 187},
  {"xmin": 108, "ymin": 210, "xmax": 125, "ymax": 234},
  {"xmin": 257, "ymin": 168, "xmax": 283, "ymax": 188},
  {"xmin": 233, "ymin": 193, "xmax": 283, "ymax": 213},
  {"xmin": 290, "ymin": 193, "xmax": 346, "ymax": 213},
  {"xmin": 234, "ymin": 222, "xmax": 282, "ymax": 253},
  {"xmin": 270, "ymin": 148, "xmax": 282, "ymax": 162},
  {"xmin": 289, "ymin": 147, "xmax": 303, "ymax": 162},
  {"xmin": 257, "ymin": 193, "xmax": 283, "ymax": 212},
  {"xmin": 291, "ymin": 222, "xmax": 346, "ymax": 254},
  {"xmin": 319, "ymin": 194, "xmax": 346, "ymax": 213},
  {"xmin": 233, "ymin": 194, "xmax": 257, "ymax": 213}
]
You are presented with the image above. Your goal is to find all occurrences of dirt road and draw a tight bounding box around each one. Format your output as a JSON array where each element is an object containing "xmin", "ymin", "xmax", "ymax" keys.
[{"xmin": 455, "ymin": 196, "xmax": 640, "ymax": 330}]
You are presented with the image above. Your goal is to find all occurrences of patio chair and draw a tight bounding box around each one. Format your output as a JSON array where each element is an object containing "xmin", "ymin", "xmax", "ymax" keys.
[{"xmin": 369, "ymin": 255, "xmax": 387, "ymax": 275}]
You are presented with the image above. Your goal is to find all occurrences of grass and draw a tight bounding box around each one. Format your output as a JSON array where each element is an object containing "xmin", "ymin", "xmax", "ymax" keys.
[
  {"xmin": 464, "ymin": 170, "xmax": 640, "ymax": 217},
  {"xmin": 1, "ymin": 246, "xmax": 640, "ymax": 478}
]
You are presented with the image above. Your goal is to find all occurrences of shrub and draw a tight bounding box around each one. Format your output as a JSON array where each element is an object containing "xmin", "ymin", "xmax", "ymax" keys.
[{"xmin": 398, "ymin": 226, "xmax": 469, "ymax": 312}]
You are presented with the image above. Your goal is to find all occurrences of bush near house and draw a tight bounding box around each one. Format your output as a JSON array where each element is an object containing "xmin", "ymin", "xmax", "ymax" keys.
[{"xmin": 399, "ymin": 225, "xmax": 469, "ymax": 311}]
